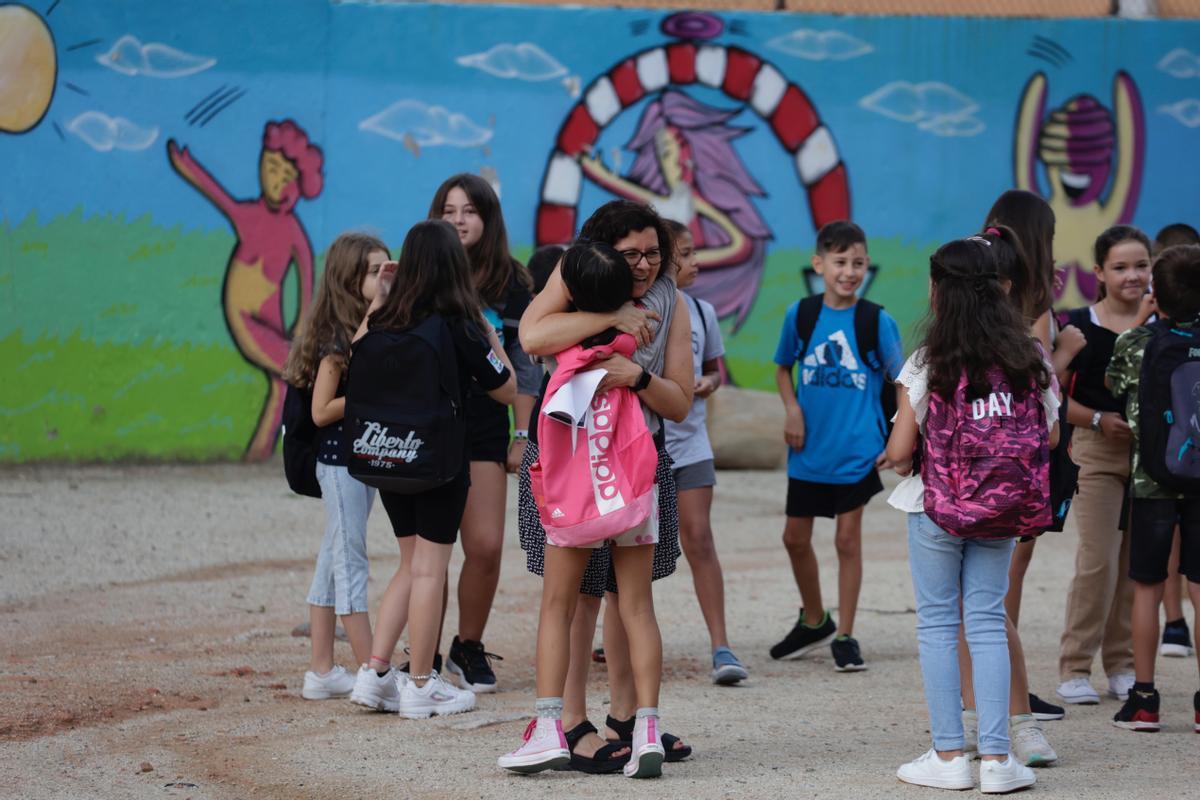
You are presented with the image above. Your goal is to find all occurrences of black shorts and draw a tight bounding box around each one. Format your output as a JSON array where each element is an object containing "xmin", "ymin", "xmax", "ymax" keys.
[
  {"xmin": 379, "ymin": 470, "xmax": 470, "ymax": 545},
  {"xmin": 467, "ymin": 395, "xmax": 509, "ymax": 463},
  {"xmin": 786, "ymin": 471, "xmax": 883, "ymax": 519},
  {"xmin": 1129, "ymin": 496, "xmax": 1200, "ymax": 584}
]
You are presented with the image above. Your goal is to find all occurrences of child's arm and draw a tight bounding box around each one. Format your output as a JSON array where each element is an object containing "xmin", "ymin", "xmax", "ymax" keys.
[
  {"xmin": 311, "ymin": 355, "xmax": 345, "ymax": 427},
  {"xmin": 886, "ymin": 384, "xmax": 918, "ymax": 476},
  {"xmin": 483, "ymin": 324, "xmax": 517, "ymax": 406},
  {"xmin": 519, "ymin": 266, "xmax": 659, "ymax": 356},
  {"xmin": 775, "ymin": 364, "xmax": 805, "ymax": 451}
]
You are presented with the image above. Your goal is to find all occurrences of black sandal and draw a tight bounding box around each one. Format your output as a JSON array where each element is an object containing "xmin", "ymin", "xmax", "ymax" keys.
[
  {"xmin": 564, "ymin": 720, "xmax": 630, "ymax": 774},
  {"xmin": 605, "ymin": 714, "xmax": 693, "ymax": 762}
]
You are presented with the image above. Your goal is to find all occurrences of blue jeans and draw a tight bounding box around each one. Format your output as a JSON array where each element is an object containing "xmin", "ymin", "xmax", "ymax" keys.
[
  {"xmin": 907, "ymin": 512, "xmax": 1014, "ymax": 756},
  {"xmin": 308, "ymin": 463, "xmax": 375, "ymax": 615}
]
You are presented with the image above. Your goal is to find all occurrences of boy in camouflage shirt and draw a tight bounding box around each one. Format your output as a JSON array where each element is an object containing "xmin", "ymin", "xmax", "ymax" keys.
[{"xmin": 1106, "ymin": 243, "xmax": 1200, "ymax": 733}]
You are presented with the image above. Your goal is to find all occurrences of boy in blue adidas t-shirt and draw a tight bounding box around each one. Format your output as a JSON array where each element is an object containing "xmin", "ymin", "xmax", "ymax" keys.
[{"xmin": 770, "ymin": 220, "xmax": 903, "ymax": 672}]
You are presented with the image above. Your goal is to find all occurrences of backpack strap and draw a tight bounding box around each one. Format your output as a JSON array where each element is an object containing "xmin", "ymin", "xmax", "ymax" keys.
[
  {"xmin": 853, "ymin": 299, "xmax": 886, "ymax": 376},
  {"xmin": 687, "ymin": 293, "xmax": 709, "ymax": 343},
  {"xmin": 792, "ymin": 295, "xmax": 825, "ymax": 359}
]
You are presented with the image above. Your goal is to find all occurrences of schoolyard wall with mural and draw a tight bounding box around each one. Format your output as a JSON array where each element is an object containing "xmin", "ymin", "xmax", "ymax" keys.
[{"xmin": 2, "ymin": 1, "xmax": 1199, "ymax": 461}]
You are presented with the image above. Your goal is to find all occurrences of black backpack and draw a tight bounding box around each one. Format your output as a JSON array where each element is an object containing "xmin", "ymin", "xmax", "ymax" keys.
[
  {"xmin": 793, "ymin": 295, "xmax": 898, "ymax": 438},
  {"xmin": 343, "ymin": 315, "xmax": 466, "ymax": 494},
  {"xmin": 1138, "ymin": 320, "xmax": 1200, "ymax": 493},
  {"xmin": 282, "ymin": 382, "xmax": 322, "ymax": 498}
]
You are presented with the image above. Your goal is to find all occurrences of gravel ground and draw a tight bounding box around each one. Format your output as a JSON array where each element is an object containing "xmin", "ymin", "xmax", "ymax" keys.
[{"xmin": 0, "ymin": 463, "xmax": 1196, "ymax": 799}]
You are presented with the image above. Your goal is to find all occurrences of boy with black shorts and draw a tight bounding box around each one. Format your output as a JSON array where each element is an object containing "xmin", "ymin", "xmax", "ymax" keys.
[
  {"xmin": 1107, "ymin": 243, "xmax": 1200, "ymax": 732},
  {"xmin": 770, "ymin": 221, "xmax": 903, "ymax": 671}
]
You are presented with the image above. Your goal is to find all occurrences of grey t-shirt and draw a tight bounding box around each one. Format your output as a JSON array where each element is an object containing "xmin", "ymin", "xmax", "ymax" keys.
[{"xmin": 665, "ymin": 293, "xmax": 723, "ymax": 468}]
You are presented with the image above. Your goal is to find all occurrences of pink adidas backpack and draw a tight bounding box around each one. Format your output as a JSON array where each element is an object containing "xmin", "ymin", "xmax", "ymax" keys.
[
  {"xmin": 922, "ymin": 368, "xmax": 1051, "ymax": 540},
  {"xmin": 530, "ymin": 334, "xmax": 659, "ymax": 548}
]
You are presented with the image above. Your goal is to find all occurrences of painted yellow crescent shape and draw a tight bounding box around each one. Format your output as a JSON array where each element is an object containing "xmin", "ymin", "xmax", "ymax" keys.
[{"xmin": 0, "ymin": 4, "xmax": 57, "ymax": 133}]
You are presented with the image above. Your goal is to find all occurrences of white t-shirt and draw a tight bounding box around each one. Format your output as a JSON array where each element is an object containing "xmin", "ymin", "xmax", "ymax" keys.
[
  {"xmin": 887, "ymin": 347, "xmax": 1060, "ymax": 513},
  {"xmin": 665, "ymin": 293, "xmax": 724, "ymax": 469}
]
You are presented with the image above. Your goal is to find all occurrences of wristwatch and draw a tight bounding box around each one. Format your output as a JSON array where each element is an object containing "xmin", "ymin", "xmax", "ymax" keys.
[
  {"xmin": 632, "ymin": 368, "xmax": 652, "ymax": 392},
  {"xmin": 1090, "ymin": 411, "xmax": 1103, "ymax": 432}
]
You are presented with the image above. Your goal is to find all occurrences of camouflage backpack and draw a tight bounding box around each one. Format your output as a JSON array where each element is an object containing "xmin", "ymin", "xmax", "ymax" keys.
[{"xmin": 923, "ymin": 368, "xmax": 1051, "ymax": 540}]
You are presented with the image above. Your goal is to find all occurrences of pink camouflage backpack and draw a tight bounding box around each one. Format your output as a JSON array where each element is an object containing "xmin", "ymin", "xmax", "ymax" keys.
[
  {"xmin": 922, "ymin": 367, "xmax": 1051, "ymax": 540},
  {"xmin": 530, "ymin": 333, "xmax": 659, "ymax": 548}
]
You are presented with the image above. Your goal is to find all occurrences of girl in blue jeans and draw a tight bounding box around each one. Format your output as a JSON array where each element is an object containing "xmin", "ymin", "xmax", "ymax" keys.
[
  {"xmin": 282, "ymin": 232, "xmax": 390, "ymax": 699},
  {"xmin": 886, "ymin": 237, "xmax": 1059, "ymax": 793}
]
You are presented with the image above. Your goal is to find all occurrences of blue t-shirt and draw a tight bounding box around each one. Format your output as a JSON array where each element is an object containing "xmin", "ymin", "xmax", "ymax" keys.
[{"xmin": 773, "ymin": 301, "xmax": 904, "ymax": 484}]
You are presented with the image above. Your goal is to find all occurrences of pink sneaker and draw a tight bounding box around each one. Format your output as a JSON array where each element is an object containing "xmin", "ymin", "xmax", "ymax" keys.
[
  {"xmin": 623, "ymin": 715, "xmax": 665, "ymax": 779},
  {"xmin": 497, "ymin": 718, "xmax": 570, "ymax": 774}
]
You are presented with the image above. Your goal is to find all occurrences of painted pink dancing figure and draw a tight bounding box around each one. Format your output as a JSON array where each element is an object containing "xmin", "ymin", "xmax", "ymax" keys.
[{"xmin": 167, "ymin": 120, "xmax": 324, "ymax": 460}]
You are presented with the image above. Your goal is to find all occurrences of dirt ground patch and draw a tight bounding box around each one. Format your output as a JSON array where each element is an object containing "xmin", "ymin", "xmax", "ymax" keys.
[{"xmin": 0, "ymin": 463, "xmax": 1196, "ymax": 799}]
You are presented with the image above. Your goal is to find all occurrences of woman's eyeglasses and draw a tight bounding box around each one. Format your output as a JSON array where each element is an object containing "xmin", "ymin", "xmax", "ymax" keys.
[{"xmin": 620, "ymin": 248, "xmax": 663, "ymax": 267}]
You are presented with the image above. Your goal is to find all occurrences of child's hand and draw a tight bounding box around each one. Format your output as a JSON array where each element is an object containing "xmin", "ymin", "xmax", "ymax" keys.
[
  {"xmin": 1099, "ymin": 412, "xmax": 1132, "ymax": 442},
  {"xmin": 1137, "ymin": 293, "xmax": 1158, "ymax": 325},
  {"xmin": 595, "ymin": 353, "xmax": 642, "ymax": 394},
  {"xmin": 694, "ymin": 374, "xmax": 719, "ymax": 399},
  {"xmin": 506, "ymin": 438, "xmax": 527, "ymax": 474},
  {"xmin": 370, "ymin": 261, "xmax": 399, "ymax": 311},
  {"xmin": 784, "ymin": 407, "xmax": 806, "ymax": 451},
  {"xmin": 1055, "ymin": 324, "xmax": 1086, "ymax": 359},
  {"xmin": 612, "ymin": 302, "xmax": 660, "ymax": 348}
]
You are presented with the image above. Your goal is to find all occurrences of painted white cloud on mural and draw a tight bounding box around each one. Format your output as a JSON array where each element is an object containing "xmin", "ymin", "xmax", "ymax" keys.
[
  {"xmin": 859, "ymin": 81, "xmax": 984, "ymax": 137},
  {"xmin": 457, "ymin": 42, "xmax": 567, "ymax": 81},
  {"xmin": 67, "ymin": 111, "xmax": 159, "ymax": 151},
  {"xmin": 1158, "ymin": 48, "xmax": 1200, "ymax": 79},
  {"xmin": 767, "ymin": 29, "xmax": 873, "ymax": 61},
  {"xmin": 359, "ymin": 100, "xmax": 492, "ymax": 148},
  {"xmin": 1160, "ymin": 99, "xmax": 1200, "ymax": 128},
  {"xmin": 97, "ymin": 35, "xmax": 215, "ymax": 78}
]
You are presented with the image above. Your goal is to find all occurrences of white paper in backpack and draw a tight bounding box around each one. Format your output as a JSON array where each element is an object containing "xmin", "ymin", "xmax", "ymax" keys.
[{"xmin": 542, "ymin": 367, "xmax": 606, "ymax": 453}]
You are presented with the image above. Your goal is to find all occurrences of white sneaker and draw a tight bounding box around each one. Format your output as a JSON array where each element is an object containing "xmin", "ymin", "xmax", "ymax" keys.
[
  {"xmin": 1107, "ymin": 671, "xmax": 1136, "ymax": 700},
  {"xmin": 1056, "ymin": 677, "xmax": 1100, "ymax": 705},
  {"xmin": 399, "ymin": 671, "xmax": 475, "ymax": 719},
  {"xmin": 301, "ymin": 665, "xmax": 355, "ymax": 700},
  {"xmin": 349, "ymin": 664, "xmax": 402, "ymax": 712},
  {"xmin": 623, "ymin": 715, "xmax": 665, "ymax": 779},
  {"xmin": 497, "ymin": 718, "xmax": 570, "ymax": 774},
  {"xmin": 979, "ymin": 755, "xmax": 1036, "ymax": 793},
  {"xmin": 1009, "ymin": 714, "xmax": 1057, "ymax": 767},
  {"xmin": 962, "ymin": 710, "xmax": 979, "ymax": 760},
  {"xmin": 896, "ymin": 749, "xmax": 973, "ymax": 790}
]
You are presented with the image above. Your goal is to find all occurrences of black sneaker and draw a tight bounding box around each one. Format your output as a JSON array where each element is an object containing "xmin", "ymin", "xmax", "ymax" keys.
[
  {"xmin": 1112, "ymin": 688, "xmax": 1161, "ymax": 732},
  {"xmin": 1029, "ymin": 693, "xmax": 1065, "ymax": 721},
  {"xmin": 1161, "ymin": 618, "xmax": 1195, "ymax": 658},
  {"xmin": 447, "ymin": 636, "xmax": 501, "ymax": 693},
  {"xmin": 769, "ymin": 609, "xmax": 837, "ymax": 660},
  {"xmin": 398, "ymin": 652, "xmax": 442, "ymax": 676},
  {"xmin": 831, "ymin": 635, "xmax": 867, "ymax": 672},
  {"xmin": 1193, "ymin": 690, "xmax": 1199, "ymax": 734}
]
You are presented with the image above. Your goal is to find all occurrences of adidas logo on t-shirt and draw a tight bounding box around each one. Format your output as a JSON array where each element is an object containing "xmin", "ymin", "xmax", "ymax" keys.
[{"xmin": 551, "ymin": 507, "xmax": 565, "ymax": 519}]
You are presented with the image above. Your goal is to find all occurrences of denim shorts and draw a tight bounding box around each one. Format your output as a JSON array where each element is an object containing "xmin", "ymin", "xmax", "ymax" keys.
[{"xmin": 308, "ymin": 462, "xmax": 376, "ymax": 615}]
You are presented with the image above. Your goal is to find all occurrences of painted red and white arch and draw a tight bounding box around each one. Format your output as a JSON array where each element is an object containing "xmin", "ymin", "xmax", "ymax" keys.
[{"xmin": 535, "ymin": 41, "xmax": 851, "ymax": 245}]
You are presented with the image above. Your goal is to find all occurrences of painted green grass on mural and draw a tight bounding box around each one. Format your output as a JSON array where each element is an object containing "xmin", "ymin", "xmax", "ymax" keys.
[
  {"xmin": 1, "ymin": 209, "xmax": 294, "ymax": 347},
  {"xmin": 719, "ymin": 240, "xmax": 934, "ymax": 392},
  {"xmin": 0, "ymin": 333, "xmax": 261, "ymax": 461}
]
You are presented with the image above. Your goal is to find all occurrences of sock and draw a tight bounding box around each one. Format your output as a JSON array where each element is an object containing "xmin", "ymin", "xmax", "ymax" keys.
[
  {"xmin": 835, "ymin": 634, "xmax": 851, "ymax": 641},
  {"xmin": 1164, "ymin": 618, "xmax": 1185, "ymax": 627},
  {"xmin": 535, "ymin": 697, "xmax": 563, "ymax": 720},
  {"xmin": 1133, "ymin": 681, "xmax": 1155, "ymax": 694},
  {"xmin": 635, "ymin": 706, "xmax": 659, "ymax": 720}
]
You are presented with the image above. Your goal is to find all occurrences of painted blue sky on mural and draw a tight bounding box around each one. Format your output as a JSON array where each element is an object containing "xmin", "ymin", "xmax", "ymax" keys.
[{"xmin": 4, "ymin": 0, "xmax": 1200, "ymax": 252}]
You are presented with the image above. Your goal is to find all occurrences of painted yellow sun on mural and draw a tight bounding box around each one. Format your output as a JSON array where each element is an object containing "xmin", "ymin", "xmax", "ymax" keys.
[{"xmin": 0, "ymin": 3, "xmax": 57, "ymax": 133}]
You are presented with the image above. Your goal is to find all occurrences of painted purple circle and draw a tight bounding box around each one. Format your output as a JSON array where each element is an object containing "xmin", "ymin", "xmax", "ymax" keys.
[{"xmin": 661, "ymin": 12, "xmax": 724, "ymax": 41}]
